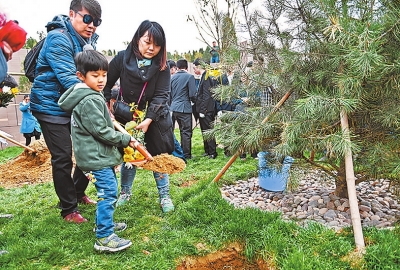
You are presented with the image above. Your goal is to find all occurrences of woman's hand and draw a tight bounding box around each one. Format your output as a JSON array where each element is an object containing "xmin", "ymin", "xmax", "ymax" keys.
[{"xmin": 136, "ymin": 118, "xmax": 152, "ymax": 133}]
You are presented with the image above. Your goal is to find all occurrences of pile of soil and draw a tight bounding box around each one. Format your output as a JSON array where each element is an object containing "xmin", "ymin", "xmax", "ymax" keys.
[
  {"xmin": 141, "ymin": 153, "xmax": 186, "ymax": 174},
  {"xmin": 176, "ymin": 242, "xmax": 272, "ymax": 270},
  {"xmin": 0, "ymin": 139, "xmax": 52, "ymax": 188},
  {"xmin": 0, "ymin": 141, "xmax": 185, "ymax": 188}
]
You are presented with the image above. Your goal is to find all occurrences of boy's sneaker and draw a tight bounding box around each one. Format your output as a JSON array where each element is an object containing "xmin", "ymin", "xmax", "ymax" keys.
[
  {"xmin": 93, "ymin": 222, "xmax": 127, "ymax": 233},
  {"xmin": 160, "ymin": 195, "xmax": 175, "ymax": 213},
  {"xmin": 116, "ymin": 193, "xmax": 131, "ymax": 207},
  {"xmin": 94, "ymin": 233, "xmax": 132, "ymax": 252}
]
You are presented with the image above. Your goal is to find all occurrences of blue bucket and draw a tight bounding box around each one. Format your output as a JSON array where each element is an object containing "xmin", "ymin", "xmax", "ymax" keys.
[{"xmin": 258, "ymin": 151, "xmax": 294, "ymax": 192}]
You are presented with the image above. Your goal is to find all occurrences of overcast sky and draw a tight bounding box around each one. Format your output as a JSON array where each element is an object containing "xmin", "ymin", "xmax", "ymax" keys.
[{"xmin": 2, "ymin": 0, "xmax": 207, "ymax": 53}]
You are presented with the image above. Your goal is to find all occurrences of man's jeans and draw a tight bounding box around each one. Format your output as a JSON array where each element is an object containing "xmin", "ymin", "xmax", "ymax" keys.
[
  {"xmin": 211, "ymin": 56, "xmax": 220, "ymax": 63},
  {"xmin": 120, "ymin": 164, "xmax": 170, "ymax": 197},
  {"xmin": 91, "ymin": 167, "xmax": 118, "ymax": 239}
]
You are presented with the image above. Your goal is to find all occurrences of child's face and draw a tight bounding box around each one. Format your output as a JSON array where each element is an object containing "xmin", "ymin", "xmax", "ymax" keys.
[{"xmin": 77, "ymin": 70, "xmax": 107, "ymax": 92}]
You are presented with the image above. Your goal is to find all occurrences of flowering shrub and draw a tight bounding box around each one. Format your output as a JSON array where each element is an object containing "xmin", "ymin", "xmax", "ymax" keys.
[
  {"xmin": 122, "ymin": 102, "xmax": 147, "ymax": 166},
  {"xmin": 0, "ymin": 86, "xmax": 18, "ymax": 107}
]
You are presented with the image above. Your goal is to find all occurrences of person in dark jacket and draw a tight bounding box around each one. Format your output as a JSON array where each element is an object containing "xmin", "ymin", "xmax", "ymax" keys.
[
  {"xmin": 29, "ymin": 0, "xmax": 102, "ymax": 223},
  {"xmin": 59, "ymin": 49, "xmax": 134, "ymax": 252},
  {"xmin": 193, "ymin": 58, "xmax": 218, "ymax": 159},
  {"xmin": 170, "ymin": 59, "xmax": 197, "ymax": 159},
  {"xmin": 103, "ymin": 20, "xmax": 175, "ymax": 213}
]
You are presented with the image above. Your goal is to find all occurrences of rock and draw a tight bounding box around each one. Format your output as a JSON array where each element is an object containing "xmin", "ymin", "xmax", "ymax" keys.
[
  {"xmin": 219, "ymin": 171, "xmax": 400, "ymax": 230},
  {"xmin": 324, "ymin": 210, "xmax": 337, "ymax": 220}
]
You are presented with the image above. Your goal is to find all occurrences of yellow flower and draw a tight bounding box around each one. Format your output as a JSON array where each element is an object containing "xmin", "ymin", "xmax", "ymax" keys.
[
  {"xmin": 11, "ymin": 87, "xmax": 19, "ymax": 96},
  {"xmin": 134, "ymin": 109, "xmax": 144, "ymax": 120},
  {"xmin": 133, "ymin": 151, "xmax": 145, "ymax": 160},
  {"xmin": 123, "ymin": 146, "xmax": 145, "ymax": 162}
]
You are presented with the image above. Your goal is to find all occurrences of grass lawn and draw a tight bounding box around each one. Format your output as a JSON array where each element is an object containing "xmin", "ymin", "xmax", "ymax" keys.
[{"xmin": 0, "ymin": 127, "xmax": 399, "ymax": 269}]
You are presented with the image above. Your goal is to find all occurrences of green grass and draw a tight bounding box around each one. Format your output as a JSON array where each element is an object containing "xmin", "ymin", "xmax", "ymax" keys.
[
  {"xmin": 0, "ymin": 127, "xmax": 399, "ymax": 269},
  {"xmin": 0, "ymin": 146, "xmax": 23, "ymax": 163}
]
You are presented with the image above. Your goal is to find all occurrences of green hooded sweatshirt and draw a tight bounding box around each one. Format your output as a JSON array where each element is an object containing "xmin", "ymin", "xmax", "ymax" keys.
[{"xmin": 58, "ymin": 83, "xmax": 131, "ymax": 171}]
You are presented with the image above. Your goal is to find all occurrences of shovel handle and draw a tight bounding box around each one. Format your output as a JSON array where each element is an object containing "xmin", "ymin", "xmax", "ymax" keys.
[
  {"xmin": 112, "ymin": 120, "xmax": 153, "ymax": 161},
  {"xmin": 0, "ymin": 132, "xmax": 36, "ymax": 153}
]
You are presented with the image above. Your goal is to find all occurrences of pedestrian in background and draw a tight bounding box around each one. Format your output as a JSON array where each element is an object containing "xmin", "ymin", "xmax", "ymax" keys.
[
  {"xmin": 19, "ymin": 95, "xmax": 41, "ymax": 146},
  {"xmin": 170, "ymin": 59, "xmax": 197, "ymax": 159},
  {"xmin": 209, "ymin": 41, "xmax": 220, "ymax": 63},
  {"xmin": 193, "ymin": 58, "xmax": 218, "ymax": 159}
]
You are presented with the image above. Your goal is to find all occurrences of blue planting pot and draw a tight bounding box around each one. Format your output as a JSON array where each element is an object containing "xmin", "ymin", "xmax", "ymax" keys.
[{"xmin": 258, "ymin": 151, "xmax": 294, "ymax": 192}]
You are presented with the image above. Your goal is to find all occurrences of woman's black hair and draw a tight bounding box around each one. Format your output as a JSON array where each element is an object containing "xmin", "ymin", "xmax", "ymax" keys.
[
  {"xmin": 74, "ymin": 49, "xmax": 108, "ymax": 76},
  {"xmin": 23, "ymin": 94, "xmax": 29, "ymax": 99},
  {"xmin": 130, "ymin": 20, "xmax": 167, "ymax": 71}
]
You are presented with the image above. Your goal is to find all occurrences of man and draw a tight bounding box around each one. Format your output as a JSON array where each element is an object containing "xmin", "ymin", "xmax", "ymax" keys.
[
  {"xmin": 167, "ymin": 59, "xmax": 177, "ymax": 75},
  {"xmin": 193, "ymin": 58, "xmax": 218, "ymax": 159},
  {"xmin": 170, "ymin": 59, "xmax": 197, "ymax": 159},
  {"xmin": 30, "ymin": 0, "xmax": 101, "ymax": 223},
  {"xmin": 209, "ymin": 41, "xmax": 220, "ymax": 63}
]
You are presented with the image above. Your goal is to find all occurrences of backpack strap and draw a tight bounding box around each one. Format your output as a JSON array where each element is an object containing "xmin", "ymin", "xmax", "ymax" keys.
[{"xmin": 58, "ymin": 29, "xmax": 75, "ymax": 54}]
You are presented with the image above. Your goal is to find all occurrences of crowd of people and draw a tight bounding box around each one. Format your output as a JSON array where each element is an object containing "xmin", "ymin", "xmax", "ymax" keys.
[{"xmin": 1, "ymin": 0, "xmax": 253, "ymax": 254}]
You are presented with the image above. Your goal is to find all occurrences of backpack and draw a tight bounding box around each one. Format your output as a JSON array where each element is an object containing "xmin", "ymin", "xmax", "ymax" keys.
[{"xmin": 24, "ymin": 29, "xmax": 73, "ymax": 83}]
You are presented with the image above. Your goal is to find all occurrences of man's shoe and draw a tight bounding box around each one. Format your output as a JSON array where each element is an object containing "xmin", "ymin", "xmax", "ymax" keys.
[
  {"xmin": 78, "ymin": 195, "xmax": 97, "ymax": 205},
  {"xmin": 160, "ymin": 195, "xmax": 175, "ymax": 213},
  {"xmin": 93, "ymin": 222, "xmax": 127, "ymax": 233},
  {"xmin": 201, "ymin": 153, "xmax": 209, "ymax": 157},
  {"xmin": 64, "ymin": 211, "xmax": 88, "ymax": 224},
  {"xmin": 209, "ymin": 154, "xmax": 218, "ymax": 159},
  {"xmin": 94, "ymin": 233, "xmax": 132, "ymax": 252},
  {"xmin": 116, "ymin": 193, "xmax": 131, "ymax": 207}
]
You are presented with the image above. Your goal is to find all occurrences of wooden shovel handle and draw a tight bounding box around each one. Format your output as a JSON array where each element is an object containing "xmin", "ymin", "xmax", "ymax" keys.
[
  {"xmin": 0, "ymin": 133, "xmax": 36, "ymax": 153},
  {"xmin": 112, "ymin": 120, "xmax": 153, "ymax": 161}
]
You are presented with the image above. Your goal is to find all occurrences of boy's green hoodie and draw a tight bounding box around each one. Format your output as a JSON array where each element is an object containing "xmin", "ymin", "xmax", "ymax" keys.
[{"xmin": 58, "ymin": 83, "xmax": 131, "ymax": 171}]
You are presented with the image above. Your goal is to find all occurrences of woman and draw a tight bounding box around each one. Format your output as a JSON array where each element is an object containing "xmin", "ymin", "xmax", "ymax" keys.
[
  {"xmin": 19, "ymin": 94, "xmax": 41, "ymax": 146},
  {"xmin": 104, "ymin": 20, "xmax": 175, "ymax": 213}
]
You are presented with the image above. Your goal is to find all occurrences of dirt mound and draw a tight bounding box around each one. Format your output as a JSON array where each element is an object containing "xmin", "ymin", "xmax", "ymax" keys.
[
  {"xmin": 0, "ymin": 139, "xmax": 52, "ymax": 188},
  {"xmin": 176, "ymin": 243, "xmax": 273, "ymax": 270},
  {"xmin": 141, "ymin": 153, "xmax": 186, "ymax": 174}
]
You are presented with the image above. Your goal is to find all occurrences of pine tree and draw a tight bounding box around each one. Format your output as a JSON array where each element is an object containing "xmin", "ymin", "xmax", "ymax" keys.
[{"xmin": 210, "ymin": 0, "xmax": 400, "ymax": 250}]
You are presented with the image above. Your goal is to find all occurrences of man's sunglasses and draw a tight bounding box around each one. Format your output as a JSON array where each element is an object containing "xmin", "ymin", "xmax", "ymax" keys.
[{"xmin": 75, "ymin": 11, "xmax": 102, "ymax": 27}]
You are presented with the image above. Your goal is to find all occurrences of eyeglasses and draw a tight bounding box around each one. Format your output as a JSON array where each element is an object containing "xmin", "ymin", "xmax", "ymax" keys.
[{"xmin": 75, "ymin": 11, "xmax": 102, "ymax": 27}]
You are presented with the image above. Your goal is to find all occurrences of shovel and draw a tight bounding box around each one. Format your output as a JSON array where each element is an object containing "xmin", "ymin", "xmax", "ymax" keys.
[
  {"xmin": 0, "ymin": 132, "xmax": 37, "ymax": 153},
  {"xmin": 112, "ymin": 120, "xmax": 153, "ymax": 161}
]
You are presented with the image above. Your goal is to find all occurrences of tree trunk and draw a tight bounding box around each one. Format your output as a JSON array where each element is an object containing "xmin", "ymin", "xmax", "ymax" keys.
[
  {"xmin": 340, "ymin": 110, "xmax": 365, "ymax": 251},
  {"xmin": 310, "ymin": 150, "xmax": 315, "ymax": 162},
  {"xmin": 334, "ymin": 160, "xmax": 348, "ymax": 198}
]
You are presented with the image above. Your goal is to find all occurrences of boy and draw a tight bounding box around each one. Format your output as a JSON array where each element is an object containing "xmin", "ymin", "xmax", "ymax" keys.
[{"xmin": 58, "ymin": 49, "xmax": 136, "ymax": 252}]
